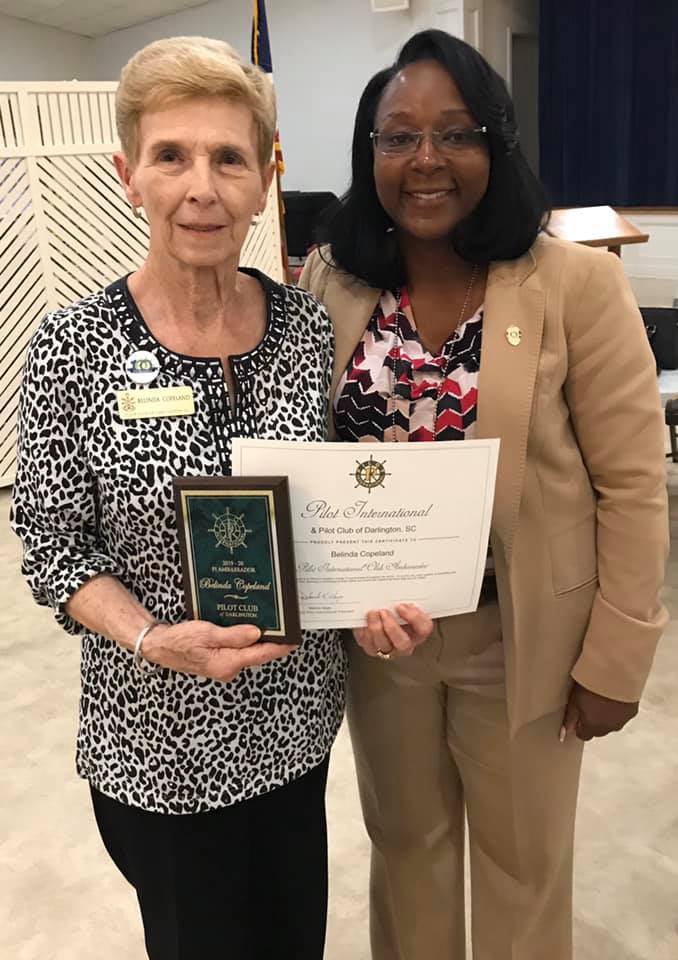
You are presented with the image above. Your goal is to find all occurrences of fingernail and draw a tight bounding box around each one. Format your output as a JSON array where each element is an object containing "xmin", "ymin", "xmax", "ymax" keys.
[{"xmin": 559, "ymin": 726, "xmax": 567, "ymax": 743}]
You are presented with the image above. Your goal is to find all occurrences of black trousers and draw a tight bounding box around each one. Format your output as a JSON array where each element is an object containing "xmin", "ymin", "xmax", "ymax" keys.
[{"xmin": 91, "ymin": 757, "xmax": 330, "ymax": 960}]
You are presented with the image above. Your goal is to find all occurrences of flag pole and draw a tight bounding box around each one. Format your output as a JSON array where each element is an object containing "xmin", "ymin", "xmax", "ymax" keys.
[
  {"xmin": 252, "ymin": 0, "xmax": 291, "ymax": 283},
  {"xmin": 276, "ymin": 164, "xmax": 291, "ymax": 284}
]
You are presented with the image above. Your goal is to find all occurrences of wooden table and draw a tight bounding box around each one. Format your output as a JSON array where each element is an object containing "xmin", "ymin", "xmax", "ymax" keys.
[{"xmin": 546, "ymin": 205, "xmax": 649, "ymax": 256}]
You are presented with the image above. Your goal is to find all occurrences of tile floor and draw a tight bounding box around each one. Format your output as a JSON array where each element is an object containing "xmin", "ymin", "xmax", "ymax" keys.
[{"xmin": 1, "ymin": 486, "xmax": 677, "ymax": 959}]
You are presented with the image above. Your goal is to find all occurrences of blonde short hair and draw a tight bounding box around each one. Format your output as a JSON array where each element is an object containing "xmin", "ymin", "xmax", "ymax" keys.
[{"xmin": 116, "ymin": 36, "xmax": 276, "ymax": 167}]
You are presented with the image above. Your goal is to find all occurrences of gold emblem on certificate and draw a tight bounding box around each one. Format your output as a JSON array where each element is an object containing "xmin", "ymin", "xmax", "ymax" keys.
[{"xmin": 352, "ymin": 454, "xmax": 391, "ymax": 492}]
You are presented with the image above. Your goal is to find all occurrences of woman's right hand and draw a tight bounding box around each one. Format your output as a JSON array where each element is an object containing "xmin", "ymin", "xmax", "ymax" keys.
[
  {"xmin": 142, "ymin": 620, "xmax": 297, "ymax": 682},
  {"xmin": 353, "ymin": 603, "xmax": 434, "ymax": 658}
]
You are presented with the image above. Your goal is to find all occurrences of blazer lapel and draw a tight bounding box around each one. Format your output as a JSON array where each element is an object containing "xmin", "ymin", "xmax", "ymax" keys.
[
  {"xmin": 476, "ymin": 248, "xmax": 545, "ymax": 558},
  {"xmin": 327, "ymin": 273, "xmax": 380, "ymax": 406}
]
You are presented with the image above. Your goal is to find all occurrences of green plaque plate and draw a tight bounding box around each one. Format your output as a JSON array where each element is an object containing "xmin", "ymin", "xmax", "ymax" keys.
[{"xmin": 173, "ymin": 476, "xmax": 301, "ymax": 643}]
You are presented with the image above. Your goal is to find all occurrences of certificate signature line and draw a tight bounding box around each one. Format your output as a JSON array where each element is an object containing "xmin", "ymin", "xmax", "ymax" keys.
[
  {"xmin": 301, "ymin": 573, "xmax": 456, "ymax": 583},
  {"xmin": 417, "ymin": 535, "xmax": 461, "ymax": 541}
]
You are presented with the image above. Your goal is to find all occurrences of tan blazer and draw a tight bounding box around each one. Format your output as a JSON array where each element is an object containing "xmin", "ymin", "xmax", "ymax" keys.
[{"xmin": 299, "ymin": 234, "xmax": 669, "ymax": 729}]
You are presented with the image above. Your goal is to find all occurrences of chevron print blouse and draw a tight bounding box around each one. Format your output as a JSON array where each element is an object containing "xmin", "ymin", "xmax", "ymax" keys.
[{"xmin": 334, "ymin": 287, "xmax": 483, "ymax": 443}]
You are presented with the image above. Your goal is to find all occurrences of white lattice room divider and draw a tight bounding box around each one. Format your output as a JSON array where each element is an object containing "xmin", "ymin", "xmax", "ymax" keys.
[{"xmin": 0, "ymin": 81, "xmax": 283, "ymax": 487}]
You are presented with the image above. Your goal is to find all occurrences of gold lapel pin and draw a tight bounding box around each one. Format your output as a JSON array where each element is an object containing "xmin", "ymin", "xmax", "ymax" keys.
[{"xmin": 505, "ymin": 325, "xmax": 522, "ymax": 347}]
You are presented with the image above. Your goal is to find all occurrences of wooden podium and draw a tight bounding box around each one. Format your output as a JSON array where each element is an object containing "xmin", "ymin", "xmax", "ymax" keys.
[{"xmin": 546, "ymin": 205, "xmax": 649, "ymax": 256}]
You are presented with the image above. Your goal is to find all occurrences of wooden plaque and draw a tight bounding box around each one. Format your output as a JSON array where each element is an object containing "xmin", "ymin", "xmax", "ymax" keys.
[{"xmin": 173, "ymin": 476, "xmax": 301, "ymax": 644}]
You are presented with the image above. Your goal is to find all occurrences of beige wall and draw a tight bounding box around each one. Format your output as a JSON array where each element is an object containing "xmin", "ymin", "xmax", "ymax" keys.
[
  {"xmin": 479, "ymin": 0, "xmax": 539, "ymax": 173},
  {"xmin": 0, "ymin": 13, "xmax": 89, "ymax": 81},
  {"xmin": 83, "ymin": 0, "xmax": 465, "ymax": 197},
  {"xmin": 619, "ymin": 213, "xmax": 678, "ymax": 307},
  {"xmin": 481, "ymin": 0, "xmax": 538, "ymax": 82}
]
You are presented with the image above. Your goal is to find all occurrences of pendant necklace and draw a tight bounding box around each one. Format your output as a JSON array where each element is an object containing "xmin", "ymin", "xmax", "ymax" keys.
[{"xmin": 391, "ymin": 264, "xmax": 478, "ymax": 442}]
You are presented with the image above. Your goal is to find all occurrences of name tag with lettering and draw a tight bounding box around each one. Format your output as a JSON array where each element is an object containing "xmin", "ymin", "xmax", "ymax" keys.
[{"xmin": 116, "ymin": 386, "xmax": 195, "ymax": 421}]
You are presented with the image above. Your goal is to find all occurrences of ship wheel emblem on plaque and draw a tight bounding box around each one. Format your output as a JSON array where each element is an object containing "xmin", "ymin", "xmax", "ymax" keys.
[
  {"xmin": 352, "ymin": 455, "xmax": 390, "ymax": 493},
  {"xmin": 209, "ymin": 509, "xmax": 251, "ymax": 554}
]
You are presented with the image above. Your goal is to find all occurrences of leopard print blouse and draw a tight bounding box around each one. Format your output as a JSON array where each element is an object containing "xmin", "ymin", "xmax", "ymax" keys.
[{"xmin": 11, "ymin": 269, "xmax": 345, "ymax": 814}]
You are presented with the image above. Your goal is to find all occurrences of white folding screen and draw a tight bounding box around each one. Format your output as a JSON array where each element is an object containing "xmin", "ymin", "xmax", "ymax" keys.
[{"xmin": 0, "ymin": 81, "xmax": 283, "ymax": 487}]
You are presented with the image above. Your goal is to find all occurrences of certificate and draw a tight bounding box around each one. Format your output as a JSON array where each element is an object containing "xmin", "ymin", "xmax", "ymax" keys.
[
  {"xmin": 173, "ymin": 476, "xmax": 301, "ymax": 643},
  {"xmin": 231, "ymin": 439, "xmax": 499, "ymax": 629}
]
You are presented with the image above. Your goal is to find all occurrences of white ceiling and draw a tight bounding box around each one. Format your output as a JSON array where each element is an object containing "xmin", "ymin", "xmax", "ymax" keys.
[{"xmin": 0, "ymin": 0, "xmax": 210, "ymax": 38}]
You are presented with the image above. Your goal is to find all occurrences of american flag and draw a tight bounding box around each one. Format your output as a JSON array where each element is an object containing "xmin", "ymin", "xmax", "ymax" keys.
[{"xmin": 251, "ymin": 0, "xmax": 285, "ymax": 175}]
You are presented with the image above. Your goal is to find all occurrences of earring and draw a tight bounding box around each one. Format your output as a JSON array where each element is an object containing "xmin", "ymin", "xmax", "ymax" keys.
[
  {"xmin": 386, "ymin": 225, "xmax": 395, "ymax": 234},
  {"xmin": 131, "ymin": 205, "xmax": 143, "ymax": 220}
]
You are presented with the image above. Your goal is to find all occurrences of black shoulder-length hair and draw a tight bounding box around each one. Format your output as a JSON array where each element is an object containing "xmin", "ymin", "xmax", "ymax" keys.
[{"xmin": 318, "ymin": 29, "xmax": 550, "ymax": 289}]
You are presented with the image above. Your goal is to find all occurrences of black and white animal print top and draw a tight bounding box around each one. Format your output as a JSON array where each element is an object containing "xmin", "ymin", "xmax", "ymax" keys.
[{"xmin": 11, "ymin": 268, "xmax": 345, "ymax": 814}]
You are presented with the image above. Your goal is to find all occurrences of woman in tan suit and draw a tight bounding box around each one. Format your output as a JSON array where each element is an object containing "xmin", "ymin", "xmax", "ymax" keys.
[{"xmin": 300, "ymin": 29, "xmax": 668, "ymax": 960}]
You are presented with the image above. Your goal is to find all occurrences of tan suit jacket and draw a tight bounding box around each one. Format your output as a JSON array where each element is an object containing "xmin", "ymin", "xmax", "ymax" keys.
[{"xmin": 299, "ymin": 234, "xmax": 669, "ymax": 729}]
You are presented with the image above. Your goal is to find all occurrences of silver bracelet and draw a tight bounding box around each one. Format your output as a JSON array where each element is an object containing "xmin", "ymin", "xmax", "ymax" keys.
[{"xmin": 133, "ymin": 621, "xmax": 161, "ymax": 677}]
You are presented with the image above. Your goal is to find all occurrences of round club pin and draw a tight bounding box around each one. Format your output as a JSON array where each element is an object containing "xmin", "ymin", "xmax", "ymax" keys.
[
  {"xmin": 125, "ymin": 350, "xmax": 160, "ymax": 385},
  {"xmin": 505, "ymin": 325, "xmax": 522, "ymax": 347}
]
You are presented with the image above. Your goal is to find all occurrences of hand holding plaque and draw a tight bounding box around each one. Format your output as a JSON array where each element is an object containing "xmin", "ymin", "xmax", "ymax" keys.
[{"xmin": 173, "ymin": 477, "xmax": 301, "ymax": 644}]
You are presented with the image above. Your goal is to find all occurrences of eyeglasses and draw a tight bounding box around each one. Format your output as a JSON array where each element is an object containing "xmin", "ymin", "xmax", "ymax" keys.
[{"xmin": 370, "ymin": 126, "xmax": 488, "ymax": 156}]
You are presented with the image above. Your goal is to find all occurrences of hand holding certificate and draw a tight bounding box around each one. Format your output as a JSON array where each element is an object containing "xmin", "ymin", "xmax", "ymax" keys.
[{"xmin": 231, "ymin": 439, "xmax": 499, "ymax": 630}]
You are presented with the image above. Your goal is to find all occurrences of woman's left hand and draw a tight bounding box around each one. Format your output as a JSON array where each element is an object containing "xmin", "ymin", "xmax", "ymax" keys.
[
  {"xmin": 560, "ymin": 681, "xmax": 639, "ymax": 742},
  {"xmin": 353, "ymin": 603, "xmax": 434, "ymax": 659}
]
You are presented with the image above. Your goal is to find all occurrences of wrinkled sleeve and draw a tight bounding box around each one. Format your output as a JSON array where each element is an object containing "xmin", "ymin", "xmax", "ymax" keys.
[
  {"xmin": 10, "ymin": 316, "xmax": 123, "ymax": 635},
  {"xmin": 564, "ymin": 252, "xmax": 669, "ymax": 701}
]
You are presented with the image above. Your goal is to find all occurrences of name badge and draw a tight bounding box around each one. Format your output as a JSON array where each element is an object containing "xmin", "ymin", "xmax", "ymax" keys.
[{"xmin": 116, "ymin": 386, "xmax": 195, "ymax": 421}]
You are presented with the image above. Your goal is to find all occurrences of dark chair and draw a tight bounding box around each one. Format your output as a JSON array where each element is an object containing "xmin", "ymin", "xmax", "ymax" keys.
[
  {"xmin": 640, "ymin": 307, "xmax": 678, "ymax": 371},
  {"xmin": 283, "ymin": 191, "xmax": 340, "ymax": 258},
  {"xmin": 665, "ymin": 398, "xmax": 678, "ymax": 462}
]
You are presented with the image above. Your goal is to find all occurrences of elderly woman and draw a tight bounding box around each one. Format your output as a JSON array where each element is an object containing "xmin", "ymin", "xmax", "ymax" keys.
[
  {"xmin": 11, "ymin": 36, "xmax": 349, "ymax": 960},
  {"xmin": 300, "ymin": 28, "xmax": 668, "ymax": 960}
]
